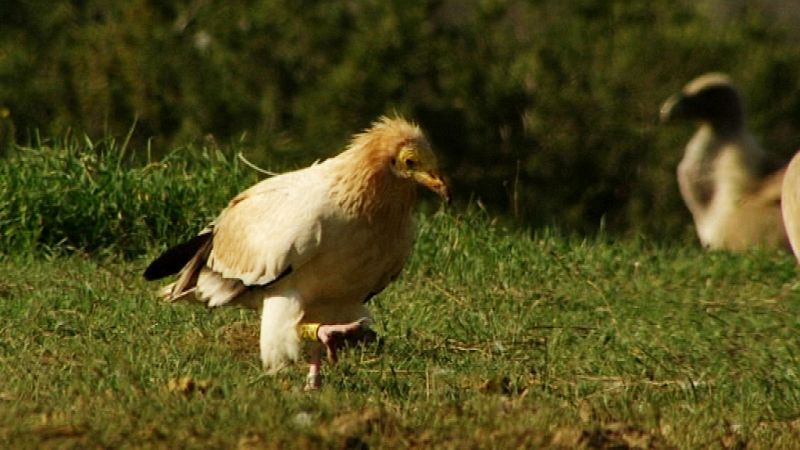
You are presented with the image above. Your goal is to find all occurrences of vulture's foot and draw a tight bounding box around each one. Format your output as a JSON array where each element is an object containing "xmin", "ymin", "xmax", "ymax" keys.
[
  {"xmin": 318, "ymin": 317, "xmax": 374, "ymax": 363},
  {"xmin": 304, "ymin": 318, "xmax": 374, "ymax": 391}
]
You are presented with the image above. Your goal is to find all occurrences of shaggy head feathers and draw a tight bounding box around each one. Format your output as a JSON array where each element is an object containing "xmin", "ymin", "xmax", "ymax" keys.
[{"xmin": 332, "ymin": 116, "xmax": 448, "ymax": 214}]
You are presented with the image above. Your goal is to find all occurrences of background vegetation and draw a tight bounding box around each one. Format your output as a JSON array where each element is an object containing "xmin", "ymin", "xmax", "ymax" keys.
[
  {"xmin": 0, "ymin": 136, "xmax": 253, "ymax": 257},
  {"xmin": 2, "ymin": 0, "xmax": 800, "ymax": 237},
  {"xmin": 2, "ymin": 3, "xmax": 800, "ymax": 447}
]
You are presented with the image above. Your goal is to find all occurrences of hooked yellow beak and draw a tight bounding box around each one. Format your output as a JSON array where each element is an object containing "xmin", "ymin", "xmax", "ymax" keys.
[{"xmin": 414, "ymin": 170, "xmax": 450, "ymax": 204}]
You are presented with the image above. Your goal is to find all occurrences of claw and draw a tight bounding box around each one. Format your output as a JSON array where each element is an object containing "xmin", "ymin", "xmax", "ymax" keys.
[{"xmin": 317, "ymin": 318, "xmax": 374, "ymax": 363}]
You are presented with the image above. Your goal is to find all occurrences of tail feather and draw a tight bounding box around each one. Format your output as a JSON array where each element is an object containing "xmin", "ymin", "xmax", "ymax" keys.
[
  {"xmin": 144, "ymin": 230, "xmax": 212, "ymax": 281},
  {"xmin": 167, "ymin": 236, "xmax": 213, "ymax": 300},
  {"xmin": 156, "ymin": 282, "xmax": 198, "ymax": 303}
]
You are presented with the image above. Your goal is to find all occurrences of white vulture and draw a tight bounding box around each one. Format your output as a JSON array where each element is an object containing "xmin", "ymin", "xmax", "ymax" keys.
[
  {"xmin": 782, "ymin": 150, "xmax": 800, "ymax": 262},
  {"xmin": 144, "ymin": 116, "xmax": 449, "ymax": 389},
  {"xmin": 660, "ymin": 72, "xmax": 790, "ymax": 251}
]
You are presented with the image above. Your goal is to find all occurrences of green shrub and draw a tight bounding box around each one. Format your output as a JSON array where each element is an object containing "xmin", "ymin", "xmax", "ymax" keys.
[{"xmin": 0, "ymin": 134, "xmax": 257, "ymax": 257}]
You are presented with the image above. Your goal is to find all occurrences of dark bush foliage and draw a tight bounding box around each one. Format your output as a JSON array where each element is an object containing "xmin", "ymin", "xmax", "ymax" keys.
[{"xmin": 1, "ymin": 0, "xmax": 799, "ymax": 237}]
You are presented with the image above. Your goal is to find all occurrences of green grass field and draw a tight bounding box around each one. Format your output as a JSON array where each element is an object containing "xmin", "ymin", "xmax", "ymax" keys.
[{"xmin": 2, "ymin": 210, "xmax": 800, "ymax": 449}]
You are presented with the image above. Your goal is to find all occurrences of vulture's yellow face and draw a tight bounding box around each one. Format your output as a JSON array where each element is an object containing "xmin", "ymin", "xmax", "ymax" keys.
[{"xmin": 391, "ymin": 141, "xmax": 450, "ymax": 203}]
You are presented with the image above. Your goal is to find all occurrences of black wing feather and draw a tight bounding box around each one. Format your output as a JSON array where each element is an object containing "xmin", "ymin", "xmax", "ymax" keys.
[{"xmin": 144, "ymin": 232, "xmax": 213, "ymax": 281}]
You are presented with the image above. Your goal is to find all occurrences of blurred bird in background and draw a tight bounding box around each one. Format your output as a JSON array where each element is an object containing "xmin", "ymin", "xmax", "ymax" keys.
[
  {"xmin": 782, "ymin": 150, "xmax": 800, "ymax": 262},
  {"xmin": 660, "ymin": 73, "xmax": 790, "ymax": 251},
  {"xmin": 144, "ymin": 116, "xmax": 449, "ymax": 389}
]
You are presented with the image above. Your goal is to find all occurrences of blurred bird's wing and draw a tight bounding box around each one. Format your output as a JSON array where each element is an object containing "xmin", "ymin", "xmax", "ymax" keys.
[{"xmin": 750, "ymin": 166, "xmax": 785, "ymax": 207}]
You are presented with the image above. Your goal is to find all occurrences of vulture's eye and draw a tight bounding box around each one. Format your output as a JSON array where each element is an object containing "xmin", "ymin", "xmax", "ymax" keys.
[{"xmin": 404, "ymin": 158, "xmax": 416, "ymax": 169}]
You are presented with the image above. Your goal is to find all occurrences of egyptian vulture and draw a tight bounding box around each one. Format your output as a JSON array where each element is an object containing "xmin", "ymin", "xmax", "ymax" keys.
[
  {"xmin": 782, "ymin": 150, "xmax": 800, "ymax": 262},
  {"xmin": 144, "ymin": 116, "xmax": 449, "ymax": 389},
  {"xmin": 660, "ymin": 72, "xmax": 790, "ymax": 251}
]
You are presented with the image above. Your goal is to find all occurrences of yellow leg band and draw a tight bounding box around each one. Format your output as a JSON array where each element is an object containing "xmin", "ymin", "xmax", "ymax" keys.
[{"xmin": 298, "ymin": 323, "xmax": 321, "ymax": 342}]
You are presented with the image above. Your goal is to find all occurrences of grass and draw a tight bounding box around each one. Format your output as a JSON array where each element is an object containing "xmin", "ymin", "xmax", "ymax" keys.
[
  {"xmin": 2, "ymin": 139, "xmax": 800, "ymax": 448},
  {"xmin": 2, "ymin": 210, "xmax": 800, "ymax": 449},
  {"xmin": 0, "ymin": 134, "xmax": 258, "ymax": 257}
]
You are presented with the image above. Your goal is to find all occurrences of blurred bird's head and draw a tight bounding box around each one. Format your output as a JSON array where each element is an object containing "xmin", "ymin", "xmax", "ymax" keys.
[
  {"xmin": 354, "ymin": 116, "xmax": 450, "ymax": 203},
  {"xmin": 660, "ymin": 72, "xmax": 744, "ymax": 134}
]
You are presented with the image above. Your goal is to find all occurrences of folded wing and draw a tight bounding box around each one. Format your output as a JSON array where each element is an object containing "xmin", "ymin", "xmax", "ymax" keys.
[{"xmin": 146, "ymin": 165, "xmax": 333, "ymax": 306}]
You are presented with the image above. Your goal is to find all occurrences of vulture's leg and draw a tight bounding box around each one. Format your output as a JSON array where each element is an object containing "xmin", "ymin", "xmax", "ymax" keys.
[
  {"xmin": 302, "ymin": 318, "xmax": 375, "ymax": 391},
  {"xmin": 304, "ymin": 343, "xmax": 323, "ymax": 391}
]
